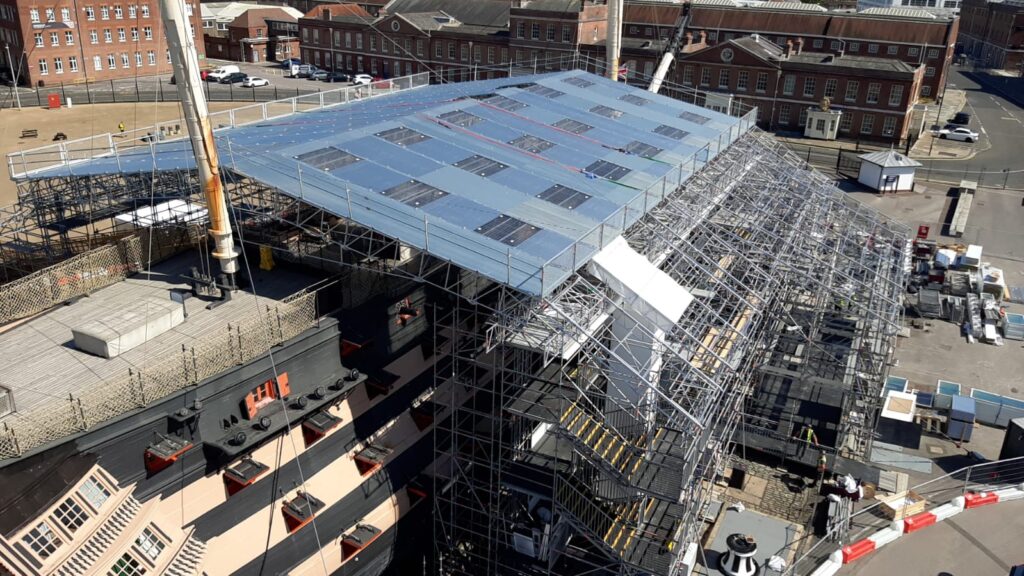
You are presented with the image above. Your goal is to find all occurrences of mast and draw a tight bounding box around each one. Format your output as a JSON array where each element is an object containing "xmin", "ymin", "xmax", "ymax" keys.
[
  {"xmin": 606, "ymin": 0, "xmax": 622, "ymax": 81},
  {"xmin": 159, "ymin": 0, "xmax": 239, "ymax": 283}
]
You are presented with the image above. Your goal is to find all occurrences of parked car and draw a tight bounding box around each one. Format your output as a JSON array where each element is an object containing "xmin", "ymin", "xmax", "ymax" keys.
[
  {"xmin": 351, "ymin": 74, "xmax": 373, "ymax": 86},
  {"xmin": 949, "ymin": 111, "xmax": 971, "ymax": 125},
  {"xmin": 206, "ymin": 65, "xmax": 240, "ymax": 82},
  {"xmin": 309, "ymin": 70, "xmax": 329, "ymax": 81},
  {"xmin": 934, "ymin": 126, "xmax": 979, "ymax": 143},
  {"xmin": 280, "ymin": 58, "xmax": 301, "ymax": 69},
  {"xmin": 219, "ymin": 72, "xmax": 248, "ymax": 84},
  {"xmin": 242, "ymin": 76, "xmax": 269, "ymax": 88},
  {"xmin": 323, "ymin": 71, "xmax": 350, "ymax": 83},
  {"xmin": 288, "ymin": 64, "xmax": 319, "ymax": 78}
]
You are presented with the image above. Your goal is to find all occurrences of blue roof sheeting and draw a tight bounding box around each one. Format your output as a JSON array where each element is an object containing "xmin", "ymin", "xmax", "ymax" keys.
[{"xmin": 29, "ymin": 71, "xmax": 752, "ymax": 295}]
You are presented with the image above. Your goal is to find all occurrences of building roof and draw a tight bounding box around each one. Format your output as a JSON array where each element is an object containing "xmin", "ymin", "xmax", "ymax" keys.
[
  {"xmin": 24, "ymin": 71, "xmax": 747, "ymax": 297},
  {"xmin": 202, "ymin": 2, "xmax": 303, "ymax": 23},
  {"xmin": 786, "ymin": 51, "xmax": 920, "ymax": 72},
  {"xmin": 512, "ymin": 0, "xmax": 583, "ymax": 11},
  {"xmin": 731, "ymin": 34, "xmax": 786, "ymax": 61},
  {"xmin": 384, "ymin": 0, "xmax": 510, "ymax": 28},
  {"xmin": 231, "ymin": 7, "xmax": 298, "ymax": 29},
  {"xmin": 303, "ymin": 3, "xmax": 373, "ymax": 20},
  {"xmin": 860, "ymin": 6, "xmax": 938, "ymax": 17},
  {"xmin": 859, "ymin": 149, "xmax": 923, "ymax": 167}
]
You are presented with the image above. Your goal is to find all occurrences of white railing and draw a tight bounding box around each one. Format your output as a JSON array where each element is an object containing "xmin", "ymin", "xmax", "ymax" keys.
[{"xmin": 6, "ymin": 72, "xmax": 431, "ymax": 180}]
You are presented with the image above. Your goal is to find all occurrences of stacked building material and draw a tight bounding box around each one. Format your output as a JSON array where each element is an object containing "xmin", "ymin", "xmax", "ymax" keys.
[
  {"xmin": 918, "ymin": 289, "xmax": 943, "ymax": 318},
  {"xmin": 1004, "ymin": 313, "xmax": 1024, "ymax": 341}
]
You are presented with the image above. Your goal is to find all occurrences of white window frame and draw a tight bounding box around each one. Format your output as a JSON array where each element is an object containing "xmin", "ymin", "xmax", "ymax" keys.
[{"xmin": 38, "ymin": 59, "xmax": 48, "ymax": 75}]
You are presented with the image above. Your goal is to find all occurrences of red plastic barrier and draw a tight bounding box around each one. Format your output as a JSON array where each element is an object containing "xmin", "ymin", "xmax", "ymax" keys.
[
  {"xmin": 964, "ymin": 491, "xmax": 999, "ymax": 509},
  {"xmin": 903, "ymin": 511, "xmax": 937, "ymax": 533},
  {"xmin": 842, "ymin": 538, "xmax": 877, "ymax": 563}
]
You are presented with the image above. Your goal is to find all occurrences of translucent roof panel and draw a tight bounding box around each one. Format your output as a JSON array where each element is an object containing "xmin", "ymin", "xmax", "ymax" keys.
[{"xmin": 26, "ymin": 71, "xmax": 750, "ymax": 296}]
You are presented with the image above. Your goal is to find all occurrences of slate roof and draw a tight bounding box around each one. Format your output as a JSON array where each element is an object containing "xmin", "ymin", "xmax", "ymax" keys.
[
  {"xmin": 859, "ymin": 150, "xmax": 922, "ymax": 168},
  {"xmin": 383, "ymin": 0, "xmax": 510, "ymax": 28}
]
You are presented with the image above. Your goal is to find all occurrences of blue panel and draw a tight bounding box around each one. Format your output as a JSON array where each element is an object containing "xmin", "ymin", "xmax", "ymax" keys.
[
  {"xmin": 327, "ymin": 161, "xmax": 408, "ymax": 192},
  {"xmin": 486, "ymin": 168, "xmax": 553, "ymax": 195}
]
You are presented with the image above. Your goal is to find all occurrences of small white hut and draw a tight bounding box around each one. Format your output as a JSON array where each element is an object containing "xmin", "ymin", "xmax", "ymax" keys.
[{"xmin": 857, "ymin": 150, "xmax": 922, "ymax": 193}]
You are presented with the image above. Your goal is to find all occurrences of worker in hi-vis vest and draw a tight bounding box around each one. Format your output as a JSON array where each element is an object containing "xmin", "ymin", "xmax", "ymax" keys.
[{"xmin": 797, "ymin": 424, "xmax": 819, "ymax": 458}]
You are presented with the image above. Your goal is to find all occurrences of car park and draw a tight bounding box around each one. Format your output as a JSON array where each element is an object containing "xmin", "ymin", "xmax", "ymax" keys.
[
  {"xmin": 323, "ymin": 72, "xmax": 350, "ymax": 83},
  {"xmin": 309, "ymin": 70, "xmax": 329, "ymax": 81},
  {"xmin": 219, "ymin": 72, "xmax": 248, "ymax": 84},
  {"xmin": 242, "ymin": 76, "xmax": 269, "ymax": 88},
  {"xmin": 352, "ymin": 74, "xmax": 373, "ymax": 86},
  {"xmin": 934, "ymin": 126, "xmax": 979, "ymax": 143}
]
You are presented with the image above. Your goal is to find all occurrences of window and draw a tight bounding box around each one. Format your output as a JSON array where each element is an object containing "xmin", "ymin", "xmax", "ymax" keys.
[
  {"xmin": 108, "ymin": 54, "xmax": 116, "ymax": 69},
  {"xmin": 888, "ymin": 85, "xmax": 904, "ymax": 106},
  {"xmin": 921, "ymin": 85, "xmax": 931, "ymax": 96},
  {"xmin": 147, "ymin": 50, "xmax": 155, "ymax": 64},
  {"xmin": 778, "ymin": 104, "xmax": 791, "ymax": 124},
  {"xmin": 64, "ymin": 31, "xmax": 74, "ymax": 45},
  {"xmin": 131, "ymin": 27, "xmax": 138, "ymax": 41},
  {"xmin": 546, "ymin": 24, "xmax": 555, "ymax": 42},
  {"xmin": 355, "ymin": 33, "xmax": 362, "ymax": 50},
  {"xmin": 34, "ymin": 33, "xmax": 43, "ymax": 47},
  {"xmin": 416, "ymin": 38, "xmax": 423, "ymax": 56},
  {"xmin": 736, "ymin": 70, "xmax": 748, "ymax": 91},
  {"xmin": 50, "ymin": 32, "xmax": 59, "ymax": 46},
  {"xmin": 104, "ymin": 29, "xmax": 112, "ymax": 42},
  {"xmin": 86, "ymin": 6, "xmax": 95, "ymax": 20},
  {"xmin": 516, "ymin": 22, "xmax": 525, "ymax": 39},
  {"xmin": 562, "ymin": 25, "xmax": 571, "ymax": 43},
  {"xmin": 144, "ymin": 26, "xmax": 151, "ymax": 39},
  {"xmin": 118, "ymin": 28, "xmax": 126, "ymax": 42},
  {"xmin": 114, "ymin": 5, "xmax": 123, "ymax": 18},
  {"xmin": 866, "ymin": 82, "xmax": 880, "ymax": 104},
  {"xmin": 434, "ymin": 42, "xmax": 442, "ymax": 58},
  {"xmin": 845, "ymin": 80, "xmax": 859, "ymax": 102},
  {"xmin": 798, "ymin": 107, "xmax": 808, "ymax": 127},
  {"xmin": 129, "ymin": 4, "xmax": 136, "ymax": 17},
  {"xmin": 121, "ymin": 53, "xmax": 130, "ymax": 68},
  {"xmin": 487, "ymin": 46, "xmax": 494, "ymax": 64},
  {"xmin": 184, "ymin": 3, "xmax": 192, "ymax": 16},
  {"xmin": 69, "ymin": 56, "xmax": 78, "ymax": 72},
  {"xmin": 708, "ymin": 31, "xmax": 718, "ymax": 41},
  {"xmin": 908, "ymin": 47, "xmax": 920, "ymax": 57},
  {"xmin": 644, "ymin": 27, "xmax": 653, "ymax": 37},
  {"xmin": 101, "ymin": 6, "xmax": 110, "ymax": 19},
  {"xmin": 839, "ymin": 113, "xmax": 853, "ymax": 132},
  {"xmin": 718, "ymin": 69, "xmax": 729, "ymax": 89},
  {"xmin": 312, "ymin": 29, "xmax": 320, "ymax": 44},
  {"xmin": 23, "ymin": 522, "xmax": 62, "ymax": 558},
  {"xmin": 812, "ymin": 38, "xmax": 823, "ymax": 48},
  {"xmin": 782, "ymin": 75, "xmax": 795, "ymax": 95},
  {"xmin": 459, "ymin": 44, "xmax": 467, "ymax": 61},
  {"xmin": 531, "ymin": 23, "xmax": 540, "ymax": 40},
  {"xmin": 755, "ymin": 72, "xmax": 768, "ymax": 93},
  {"xmin": 699, "ymin": 67, "xmax": 710, "ymax": 86},
  {"xmin": 30, "ymin": 8, "xmax": 39, "ymax": 22},
  {"xmin": 803, "ymin": 77, "xmax": 816, "ymax": 98},
  {"xmin": 447, "ymin": 42, "xmax": 455, "ymax": 60},
  {"xmin": 629, "ymin": 25, "xmax": 638, "ymax": 35},
  {"xmin": 882, "ymin": 115, "xmax": 897, "ymax": 136},
  {"xmin": 141, "ymin": 5, "xmax": 149, "ymax": 17},
  {"xmin": 54, "ymin": 57, "xmax": 63, "ymax": 74},
  {"xmin": 831, "ymin": 40, "xmax": 842, "ymax": 51},
  {"xmin": 134, "ymin": 527, "xmax": 165, "ymax": 561},
  {"xmin": 682, "ymin": 65, "xmax": 693, "ymax": 86},
  {"xmin": 135, "ymin": 52, "xmax": 142, "ymax": 66},
  {"xmin": 38, "ymin": 59, "xmax": 48, "ymax": 75},
  {"xmin": 868, "ymin": 43, "xmax": 878, "ymax": 53},
  {"xmin": 109, "ymin": 553, "xmax": 146, "ymax": 576},
  {"xmin": 344, "ymin": 31, "xmax": 351, "ymax": 49},
  {"xmin": 61, "ymin": 7, "xmax": 70, "ymax": 21},
  {"xmin": 815, "ymin": 119, "xmax": 825, "ymax": 132},
  {"xmin": 887, "ymin": 45, "xmax": 898, "ymax": 55},
  {"xmin": 849, "ymin": 42, "xmax": 860, "ymax": 52},
  {"xmin": 94, "ymin": 55, "xmax": 103, "ymax": 70},
  {"xmin": 927, "ymin": 48, "xmax": 939, "ymax": 59},
  {"xmin": 79, "ymin": 476, "xmax": 111, "ymax": 509},
  {"xmin": 54, "ymin": 499, "xmax": 88, "ymax": 532},
  {"xmin": 823, "ymin": 78, "xmax": 837, "ymax": 99},
  {"xmin": 925, "ymin": 66, "xmax": 935, "ymax": 77},
  {"xmin": 861, "ymin": 114, "xmax": 875, "ymax": 134},
  {"xmin": 45, "ymin": 8, "xmax": 55, "ymax": 22}
]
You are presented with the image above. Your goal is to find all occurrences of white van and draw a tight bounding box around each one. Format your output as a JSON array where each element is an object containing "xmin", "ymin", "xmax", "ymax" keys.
[
  {"xmin": 206, "ymin": 65, "xmax": 240, "ymax": 81},
  {"xmin": 287, "ymin": 64, "xmax": 318, "ymax": 78}
]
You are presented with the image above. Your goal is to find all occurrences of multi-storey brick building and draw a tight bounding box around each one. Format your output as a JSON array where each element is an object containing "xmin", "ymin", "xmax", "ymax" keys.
[
  {"xmin": 959, "ymin": 0, "xmax": 1024, "ymax": 73},
  {"xmin": 204, "ymin": 6, "xmax": 299, "ymax": 63},
  {"xmin": 298, "ymin": 0, "xmax": 511, "ymax": 81},
  {"xmin": 508, "ymin": 0, "xmax": 607, "ymax": 71},
  {"xmin": 0, "ymin": 0, "xmax": 203, "ymax": 86},
  {"xmin": 605, "ymin": 1, "xmax": 958, "ymax": 100},
  {"xmin": 677, "ymin": 35, "xmax": 924, "ymax": 144}
]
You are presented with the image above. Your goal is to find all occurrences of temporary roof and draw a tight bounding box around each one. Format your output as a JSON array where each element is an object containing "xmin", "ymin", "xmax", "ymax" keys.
[
  {"xmin": 858, "ymin": 150, "xmax": 922, "ymax": 168},
  {"xmin": 27, "ymin": 71, "xmax": 746, "ymax": 296}
]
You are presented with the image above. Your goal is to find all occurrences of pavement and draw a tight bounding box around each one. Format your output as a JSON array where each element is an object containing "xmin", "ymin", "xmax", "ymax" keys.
[
  {"xmin": 839, "ymin": 498, "xmax": 1024, "ymax": 575},
  {"xmin": 908, "ymin": 88, "xmax": 985, "ymax": 162}
]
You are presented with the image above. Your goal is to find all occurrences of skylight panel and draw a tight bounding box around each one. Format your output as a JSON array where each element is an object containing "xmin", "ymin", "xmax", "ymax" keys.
[
  {"xmin": 590, "ymin": 105, "xmax": 624, "ymax": 119},
  {"xmin": 454, "ymin": 155, "xmax": 508, "ymax": 177},
  {"xmin": 526, "ymin": 85, "xmax": 566, "ymax": 98},
  {"xmin": 623, "ymin": 141, "xmax": 663, "ymax": 159},
  {"xmin": 376, "ymin": 126, "xmax": 431, "ymax": 146},
  {"xmin": 294, "ymin": 148, "xmax": 361, "ymax": 171},
  {"xmin": 678, "ymin": 110, "xmax": 710, "ymax": 125},
  {"xmin": 562, "ymin": 77, "xmax": 595, "ymax": 88},
  {"xmin": 552, "ymin": 118, "xmax": 593, "ymax": 134},
  {"xmin": 619, "ymin": 94, "xmax": 651, "ymax": 106},
  {"xmin": 475, "ymin": 215, "xmax": 540, "ymax": 246},
  {"xmin": 654, "ymin": 125, "xmax": 690, "ymax": 140},
  {"xmin": 585, "ymin": 160, "xmax": 631, "ymax": 181},
  {"xmin": 537, "ymin": 184, "xmax": 591, "ymax": 210},
  {"xmin": 437, "ymin": 110, "xmax": 482, "ymax": 128},
  {"xmin": 484, "ymin": 95, "xmax": 528, "ymax": 112},
  {"xmin": 382, "ymin": 180, "xmax": 448, "ymax": 208},
  {"xmin": 509, "ymin": 135, "xmax": 555, "ymax": 154}
]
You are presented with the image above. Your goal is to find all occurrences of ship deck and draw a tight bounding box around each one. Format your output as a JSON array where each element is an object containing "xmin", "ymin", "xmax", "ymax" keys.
[{"xmin": 0, "ymin": 251, "xmax": 325, "ymax": 417}]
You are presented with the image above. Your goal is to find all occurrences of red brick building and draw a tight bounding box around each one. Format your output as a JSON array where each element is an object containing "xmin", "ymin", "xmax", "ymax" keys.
[
  {"xmin": 299, "ymin": 0, "xmax": 511, "ymax": 81},
  {"xmin": 204, "ymin": 6, "xmax": 298, "ymax": 63},
  {"xmin": 508, "ymin": 0, "xmax": 608, "ymax": 72},
  {"xmin": 0, "ymin": 0, "xmax": 203, "ymax": 86},
  {"xmin": 610, "ymin": 1, "xmax": 958, "ymax": 100},
  {"xmin": 677, "ymin": 35, "xmax": 924, "ymax": 144},
  {"xmin": 959, "ymin": 0, "xmax": 1024, "ymax": 73}
]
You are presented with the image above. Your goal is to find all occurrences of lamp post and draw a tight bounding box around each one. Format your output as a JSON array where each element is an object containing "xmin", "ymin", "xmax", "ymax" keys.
[{"xmin": 4, "ymin": 43, "xmax": 22, "ymax": 110}]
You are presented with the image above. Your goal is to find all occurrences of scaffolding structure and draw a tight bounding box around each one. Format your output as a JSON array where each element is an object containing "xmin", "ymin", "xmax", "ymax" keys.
[{"xmin": 0, "ymin": 65, "xmax": 909, "ymax": 576}]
